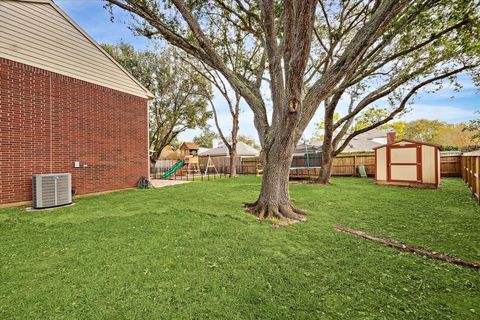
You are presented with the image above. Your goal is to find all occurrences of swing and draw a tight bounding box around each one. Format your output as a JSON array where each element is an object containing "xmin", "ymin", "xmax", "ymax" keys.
[{"xmin": 204, "ymin": 156, "xmax": 218, "ymax": 175}]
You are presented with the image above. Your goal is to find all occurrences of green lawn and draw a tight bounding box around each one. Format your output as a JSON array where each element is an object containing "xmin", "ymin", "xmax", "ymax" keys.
[{"xmin": 0, "ymin": 177, "xmax": 479, "ymax": 319}]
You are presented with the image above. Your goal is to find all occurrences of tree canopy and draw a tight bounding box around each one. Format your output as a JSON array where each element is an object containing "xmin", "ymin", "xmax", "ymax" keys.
[
  {"xmin": 463, "ymin": 111, "xmax": 480, "ymax": 142},
  {"xmin": 399, "ymin": 119, "xmax": 475, "ymax": 147},
  {"xmin": 103, "ymin": 43, "xmax": 212, "ymax": 162}
]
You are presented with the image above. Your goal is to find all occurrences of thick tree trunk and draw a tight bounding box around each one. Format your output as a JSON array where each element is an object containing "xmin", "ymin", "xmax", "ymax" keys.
[
  {"xmin": 245, "ymin": 140, "xmax": 306, "ymax": 222},
  {"xmin": 318, "ymin": 149, "xmax": 334, "ymax": 184},
  {"xmin": 317, "ymin": 102, "xmax": 336, "ymax": 184},
  {"xmin": 229, "ymin": 146, "xmax": 237, "ymax": 177},
  {"xmin": 230, "ymin": 106, "xmax": 239, "ymax": 178}
]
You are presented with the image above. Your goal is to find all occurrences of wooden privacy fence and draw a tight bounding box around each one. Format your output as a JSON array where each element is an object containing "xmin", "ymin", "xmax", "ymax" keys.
[
  {"xmin": 441, "ymin": 154, "xmax": 462, "ymax": 177},
  {"xmin": 291, "ymin": 152, "xmax": 461, "ymax": 178},
  {"xmin": 151, "ymin": 152, "xmax": 462, "ymax": 179},
  {"xmin": 461, "ymin": 155, "xmax": 480, "ymax": 203},
  {"xmin": 290, "ymin": 154, "xmax": 375, "ymax": 178}
]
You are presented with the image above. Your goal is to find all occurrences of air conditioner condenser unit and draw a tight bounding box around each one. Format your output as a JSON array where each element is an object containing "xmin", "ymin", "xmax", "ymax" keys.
[{"xmin": 32, "ymin": 173, "xmax": 72, "ymax": 209}]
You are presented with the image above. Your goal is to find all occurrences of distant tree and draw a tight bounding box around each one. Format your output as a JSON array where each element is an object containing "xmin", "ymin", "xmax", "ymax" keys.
[
  {"xmin": 390, "ymin": 122, "xmax": 407, "ymax": 140},
  {"xmin": 237, "ymin": 135, "xmax": 261, "ymax": 150},
  {"xmin": 463, "ymin": 111, "xmax": 480, "ymax": 142},
  {"xmin": 352, "ymin": 108, "xmax": 391, "ymax": 131},
  {"xmin": 102, "ymin": 43, "xmax": 212, "ymax": 164},
  {"xmin": 442, "ymin": 145, "xmax": 461, "ymax": 151},
  {"xmin": 193, "ymin": 126, "xmax": 219, "ymax": 148},
  {"xmin": 394, "ymin": 119, "xmax": 473, "ymax": 147},
  {"xmin": 314, "ymin": 113, "xmax": 341, "ymax": 131},
  {"xmin": 463, "ymin": 145, "xmax": 480, "ymax": 152},
  {"xmin": 311, "ymin": 113, "xmax": 341, "ymax": 142},
  {"xmin": 435, "ymin": 123, "xmax": 473, "ymax": 147},
  {"xmin": 403, "ymin": 119, "xmax": 445, "ymax": 143}
]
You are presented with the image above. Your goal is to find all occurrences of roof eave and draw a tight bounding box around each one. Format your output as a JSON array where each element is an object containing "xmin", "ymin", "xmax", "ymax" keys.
[
  {"xmin": 373, "ymin": 139, "xmax": 443, "ymax": 150},
  {"xmin": 48, "ymin": 0, "xmax": 154, "ymax": 99}
]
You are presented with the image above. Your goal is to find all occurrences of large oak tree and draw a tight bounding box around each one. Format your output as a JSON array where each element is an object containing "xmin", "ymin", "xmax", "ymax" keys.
[{"xmin": 105, "ymin": 0, "xmax": 479, "ymax": 222}]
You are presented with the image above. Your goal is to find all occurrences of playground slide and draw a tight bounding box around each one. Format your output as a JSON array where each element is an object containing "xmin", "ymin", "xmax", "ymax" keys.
[{"xmin": 161, "ymin": 160, "xmax": 184, "ymax": 179}]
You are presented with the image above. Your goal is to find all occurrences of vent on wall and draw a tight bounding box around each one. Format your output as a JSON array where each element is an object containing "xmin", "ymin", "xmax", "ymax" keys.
[{"xmin": 32, "ymin": 173, "xmax": 72, "ymax": 209}]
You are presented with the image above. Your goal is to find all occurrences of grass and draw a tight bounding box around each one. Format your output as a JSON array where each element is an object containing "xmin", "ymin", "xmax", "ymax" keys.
[{"xmin": 0, "ymin": 176, "xmax": 479, "ymax": 319}]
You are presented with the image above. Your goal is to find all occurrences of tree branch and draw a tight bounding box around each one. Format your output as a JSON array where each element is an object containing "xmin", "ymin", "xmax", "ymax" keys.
[{"xmin": 334, "ymin": 65, "xmax": 475, "ymax": 155}]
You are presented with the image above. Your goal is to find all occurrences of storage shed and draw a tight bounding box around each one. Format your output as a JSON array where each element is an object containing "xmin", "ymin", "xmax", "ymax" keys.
[{"xmin": 374, "ymin": 140, "xmax": 441, "ymax": 188}]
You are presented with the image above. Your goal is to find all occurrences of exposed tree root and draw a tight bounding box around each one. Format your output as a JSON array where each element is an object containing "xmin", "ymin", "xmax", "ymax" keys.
[
  {"xmin": 244, "ymin": 201, "xmax": 307, "ymax": 225},
  {"xmin": 335, "ymin": 226, "xmax": 480, "ymax": 270},
  {"xmin": 314, "ymin": 177, "xmax": 331, "ymax": 185}
]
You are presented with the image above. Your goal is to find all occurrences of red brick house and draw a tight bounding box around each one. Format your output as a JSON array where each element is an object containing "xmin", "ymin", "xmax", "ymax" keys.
[{"xmin": 0, "ymin": 0, "xmax": 153, "ymax": 207}]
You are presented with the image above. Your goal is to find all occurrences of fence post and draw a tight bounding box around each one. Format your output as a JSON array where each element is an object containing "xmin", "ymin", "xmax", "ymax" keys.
[
  {"xmin": 469, "ymin": 157, "xmax": 473, "ymax": 191},
  {"xmin": 465, "ymin": 157, "xmax": 468, "ymax": 184},
  {"xmin": 353, "ymin": 155, "xmax": 357, "ymax": 176},
  {"xmin": 476, "ymin": 157, "xmax": 479, "ymax": 202},
  {"xmin": 465, "ymin": 156, "xmax": 468, "ymax": 182},
  {"xmin": 471, "ymin": 157, "xmax": 474, "ymax": 191},
  {"xmin": 460, "ymin": 157, "xmax": 463, "ymax": 181},
  {"xmin": 469, "ymin": 157, "xmax": 473, "ymax": 190}
]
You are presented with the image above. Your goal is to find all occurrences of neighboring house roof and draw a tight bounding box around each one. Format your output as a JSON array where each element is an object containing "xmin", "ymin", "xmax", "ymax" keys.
[
  {"xmin": 461, "ymin": 150, "xmax": 480, "ymax": 156},
  {"xmin": 342, "ymin": 138, "xmax": 384, "ymax": 153},
  {"xmin": 373, "ymin": 139, "xmax": 442, "ymax": 150},
  {"xmin": 295, "ymin": 129, "xmax": 390, "ymax": 154},
  {"xmin": 440, "ymin": 150, "xmax": 462, "ymax": 157},
  {"xmin": 0, "ymin": 0, "xmax": 153, "ymax": 99},
  {"xmin": 353, "ymin": 128, "xmax": 389, "ymax": 140},
  {"xmin": 198, "ymin": 147, "xmax": 209, "ymax": 154},
  {"xmin": 294, "ymin": 143, "xmax": 321, "ymax": 156},
  {"xmin": 180, "ymin": 142, "xmax": 199, "ymax": 150},
  {"xmin": 199, "ymin": 142, "xmax": 260, "ymax": 157},
  {"xmin": 340, "ymin": 129, "xmax": 389, "ymax": 152}
]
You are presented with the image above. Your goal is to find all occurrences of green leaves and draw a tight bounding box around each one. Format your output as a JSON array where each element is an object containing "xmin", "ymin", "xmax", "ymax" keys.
[
  {"xmin": 193, "ymin": 126, "xmax": 219, "ymax": 148},
  {"xmin": 103, "ymin": 42, "xmax": 212, "ymax": 160},
  {"xmin": 352, "ymin": 107, "xmax": 391, "ymax": 132},
  {"xmin": 463, "ymin": 111, "xmax": 480, "ymax": 142}
]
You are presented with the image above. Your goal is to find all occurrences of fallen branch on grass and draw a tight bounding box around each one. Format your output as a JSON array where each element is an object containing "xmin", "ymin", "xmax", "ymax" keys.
[{"xmin": 335, "ymin": 226, "xmax": 480, "ymax": 270}]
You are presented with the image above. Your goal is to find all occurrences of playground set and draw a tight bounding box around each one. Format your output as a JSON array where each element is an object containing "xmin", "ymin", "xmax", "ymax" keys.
[
  {"xmin": 157, "ymin": 140, "xmax": 373, "ymax": 181},
  {"xmin": 160, "ymin": 142, "xmax": 218, "ymax": 180}
]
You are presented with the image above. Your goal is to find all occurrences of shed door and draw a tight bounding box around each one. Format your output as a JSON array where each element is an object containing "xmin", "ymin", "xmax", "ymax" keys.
[{"xmin": 387, "ymin": 144, "xmax": 422, "ymax": 182}]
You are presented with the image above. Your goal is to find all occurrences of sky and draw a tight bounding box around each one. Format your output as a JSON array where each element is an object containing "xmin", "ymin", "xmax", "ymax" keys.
[{"xmin": 56, "ymin": 0, "xmax": 479, "ymax": 143}]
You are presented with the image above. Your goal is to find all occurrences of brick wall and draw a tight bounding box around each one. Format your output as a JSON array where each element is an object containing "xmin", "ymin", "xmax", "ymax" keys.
[{"xmin": 0, "ymin": 58, "xmax": 148, "ymax": 206}]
